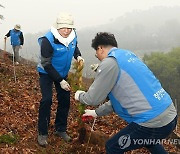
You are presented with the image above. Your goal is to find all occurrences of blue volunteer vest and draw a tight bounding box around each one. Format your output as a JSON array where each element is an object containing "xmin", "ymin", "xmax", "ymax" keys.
[
  {"xmin": 10, "ymin": 29, "xmax": 21, "ymax": 46},
  {"xmin": 108, "ymin": 48, "xmax": 172, "ymax": 123},
  {"xmin": 37, "ymin": 31, "xmax": 77, "ymax": 78}
]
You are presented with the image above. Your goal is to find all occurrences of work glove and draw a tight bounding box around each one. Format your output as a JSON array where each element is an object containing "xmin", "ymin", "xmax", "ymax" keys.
[
  {"xmin": 90, "ymin": 63, "xmax": 99, "ymax": 72},
  {"xmin": 75, "ymin": 90, "xmax": 85, "ymax": 101},
  {"xmin": 19, "ymin": 45, "xmax": 22, "ymax": 49},
  {"xmin": 77, "ymin": 56, "xmax": 84, "ymax": 63},
  {"xmin": 60, "ymin": 80, "xmax": 71, "ymax": 91},
  {"xmin": 83, "ymin": 109, "xmax": 97, "ymax": 118},
  {"xmin": 4, "ymin": 36, "xmax": 7, "ymax": 40}
]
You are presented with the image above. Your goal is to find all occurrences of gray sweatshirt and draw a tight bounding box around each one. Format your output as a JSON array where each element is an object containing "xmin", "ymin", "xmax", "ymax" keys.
[{"xmin": 79, "ymin": 57, "xmax": 177, "ymax": 128}]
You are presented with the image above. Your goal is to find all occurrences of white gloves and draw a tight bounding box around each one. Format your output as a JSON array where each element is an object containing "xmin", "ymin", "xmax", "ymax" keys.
[
  {"xmin": 4, "ymin": 36, "xmax": 7, "ymax": 40},
  {"xmin": 83, "ymin": 109, "xmax": 97, "ymax": 118},
  {"xmin": 75, "ymin": 90, "xmax": 85, "ymax": 101},
  {"xmin": 90, "ymin": 63, "xmax": 99, "ymax": 72},
  {"xmin": 77, "ymin": 56, "xmax": 84, "ymax": 63},
  {"xmin": 19, "ymin": 45, "xmax": 22, "ymax": 49},
  {"xmin": 60, "ymin": 80, "xmax": 71, "ymax": 91}
]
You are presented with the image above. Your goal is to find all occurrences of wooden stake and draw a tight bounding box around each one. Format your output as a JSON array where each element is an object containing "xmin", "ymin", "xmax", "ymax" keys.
[
  {"xmin": 77, "ymin": 60, "xmax": 84, "ymax": 88},
  {"xmin": 3, "ymin": 38, "xmax": 7, "ymax": 60}
]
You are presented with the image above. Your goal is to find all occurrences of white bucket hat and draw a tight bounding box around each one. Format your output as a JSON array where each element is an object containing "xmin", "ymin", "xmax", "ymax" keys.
[
  {"xmin": 53, "ymin": 12, "xmax": 75, "ymax": 29},
  {"xmin": 14, "ymin": 24, "xmax": 21, "ymax": 30}
]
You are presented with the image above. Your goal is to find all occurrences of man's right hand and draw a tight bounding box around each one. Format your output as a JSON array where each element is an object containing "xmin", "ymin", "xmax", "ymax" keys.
[
  {"xmin": 60, "ymin": 80, "xmax": 71, "ymax": 91},
  {"xmin": 75, "ymin": 90, "xmax": 85, "ymax": 101},
  {"xmin": 4, "ymin": 36, "xmax": 7, "ymax": 40}
]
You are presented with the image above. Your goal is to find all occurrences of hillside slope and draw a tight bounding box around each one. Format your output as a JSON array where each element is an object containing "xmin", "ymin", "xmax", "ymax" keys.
[{"xmin": 0, "ymin": 53, "xmax": 178, "ymax": 154}]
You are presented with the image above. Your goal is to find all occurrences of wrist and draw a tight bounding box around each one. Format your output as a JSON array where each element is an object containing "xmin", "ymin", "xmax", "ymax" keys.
[
  {"xmin": 94, "ymin": 110, "xmax": 98, "ymax": 117},
  {"xmin": 95, "ymin": 109, "xmax": 100, "ymax": 117}
]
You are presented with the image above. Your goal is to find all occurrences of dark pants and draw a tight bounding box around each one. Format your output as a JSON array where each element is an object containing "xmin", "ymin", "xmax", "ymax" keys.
[
  {"xmin": 106, "ymin": 116, "xmax": 177, "ymax": 154},
  {"xmin": 38, "ymin": 73, "xmax": 70, "ymax": 135}
]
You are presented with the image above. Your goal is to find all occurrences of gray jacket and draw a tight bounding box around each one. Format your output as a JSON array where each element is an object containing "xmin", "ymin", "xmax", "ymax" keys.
[{"xmin": 79, "ymin": 57, "xmax": 176, "ymax": 127}]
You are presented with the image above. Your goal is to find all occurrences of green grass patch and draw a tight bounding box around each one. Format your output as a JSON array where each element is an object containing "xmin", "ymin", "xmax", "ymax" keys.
[{"xmin": 0, "ymin": 133, "xmax": 19, "ymax": 144}]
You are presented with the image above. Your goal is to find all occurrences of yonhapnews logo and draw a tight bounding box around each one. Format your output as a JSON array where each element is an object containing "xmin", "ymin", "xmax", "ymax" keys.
[{"xmin": 118, "ymin": 134, "xmax": 131, "ymax": 149}]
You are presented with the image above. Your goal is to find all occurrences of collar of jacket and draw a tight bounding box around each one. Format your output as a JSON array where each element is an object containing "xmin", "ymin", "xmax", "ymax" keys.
[{"xmin": 50, "ymin": 26, "xmax": 75, "ymax": 47}]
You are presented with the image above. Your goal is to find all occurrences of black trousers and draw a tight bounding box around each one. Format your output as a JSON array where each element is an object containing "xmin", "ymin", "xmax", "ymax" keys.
[
  {"xmin": 106, "ymin": 116, "xmax": 177, "ymax": 154},
  {"xmin": 38, "ymin": 73, "xmax": 70, "ymax": 135}
]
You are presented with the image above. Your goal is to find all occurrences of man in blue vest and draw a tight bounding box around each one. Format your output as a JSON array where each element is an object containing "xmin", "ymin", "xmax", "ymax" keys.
[
  {"xmin": 75, "ymin": 32, "xmax": 177, "ymax": 154},
  {"xmin": 37, "ymin": 12, "xmax": 84, "ymax": 147},
  {"xmin": 4, "ymin": 24, "xmax": 24, "ymax": 65}
]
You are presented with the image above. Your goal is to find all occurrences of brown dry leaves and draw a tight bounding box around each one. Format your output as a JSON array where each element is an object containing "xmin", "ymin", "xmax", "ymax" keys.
[{"xmin": 0, "ymin": 57, "xmax": 179, "ymax": 154}]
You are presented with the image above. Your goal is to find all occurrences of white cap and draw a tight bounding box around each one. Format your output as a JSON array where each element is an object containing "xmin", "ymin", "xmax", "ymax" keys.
[{"xmin": 53, "ymin": 12, "xmax": 75, "ymax": 29}]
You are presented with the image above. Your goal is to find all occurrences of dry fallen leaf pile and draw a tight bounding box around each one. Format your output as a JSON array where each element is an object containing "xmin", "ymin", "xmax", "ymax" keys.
[{"xmin": 0, "ymin": 56, "xmax": 179, "ymax": 154}]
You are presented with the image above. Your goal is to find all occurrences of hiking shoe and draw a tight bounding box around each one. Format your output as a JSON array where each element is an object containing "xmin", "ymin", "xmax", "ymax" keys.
[
  {"xmin": 38, "ymin": 135, "xmax": 48, "ymax": 147},
  {"xmin": 54, "ymin": 131, "xmax": 72, "ymax": 142}
]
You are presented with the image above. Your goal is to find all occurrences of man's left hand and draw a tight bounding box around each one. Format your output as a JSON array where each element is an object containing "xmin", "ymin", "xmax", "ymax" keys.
[{"xmin": 83, "ymin": 109, "xmax": 97, "ymax": 118}]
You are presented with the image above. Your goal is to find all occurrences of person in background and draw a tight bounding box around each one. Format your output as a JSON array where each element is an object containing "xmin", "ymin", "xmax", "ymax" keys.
[
  {"xmin": 75, "ymin": 32, "xmax": 177, "ymax": 154},
  {"xmin": 4, "ymin": 24, "xmax": 24, "ymax": 65},
  {"xmin": 37, "ymin": 12, "xmax": 84, "ymax": 147}
]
